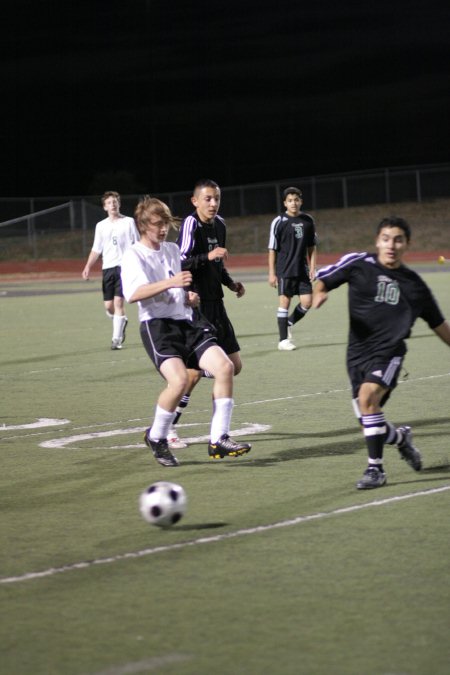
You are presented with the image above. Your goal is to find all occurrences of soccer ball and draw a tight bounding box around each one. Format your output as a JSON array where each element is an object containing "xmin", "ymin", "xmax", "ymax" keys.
[{"xmin": 139, "ymin": 481, "xmax": 187, "ymax": 527}]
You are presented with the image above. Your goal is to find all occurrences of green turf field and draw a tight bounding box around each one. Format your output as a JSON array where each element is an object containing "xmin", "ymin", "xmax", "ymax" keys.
[{"xmin": 1, "ymin": 272, "xmax": 449, "ymax": 675}]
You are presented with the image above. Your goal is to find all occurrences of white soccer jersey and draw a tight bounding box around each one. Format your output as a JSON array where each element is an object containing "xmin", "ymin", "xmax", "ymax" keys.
[
  {"xmin": 92, "ymin": 216, "xmax": 138, "ymax": 269},
  {"xmin": 121, "ymin": 241, "xmax": 193, "ymax": 323}
]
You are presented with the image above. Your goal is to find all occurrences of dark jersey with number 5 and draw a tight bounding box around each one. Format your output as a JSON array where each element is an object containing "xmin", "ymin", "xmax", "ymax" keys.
[
  {"xmin": 316, "ymin": 252, "xmax": 445, "ymax": 366},
  {"xmin": 268, "ymin": 211, "xmax": 317, "ymax": 277}
]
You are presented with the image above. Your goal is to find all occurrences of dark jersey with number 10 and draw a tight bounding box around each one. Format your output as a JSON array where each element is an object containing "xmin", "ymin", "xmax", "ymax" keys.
[{"xmin": 316, "ymin": 252, "xmax": 445, "ymax": 366}]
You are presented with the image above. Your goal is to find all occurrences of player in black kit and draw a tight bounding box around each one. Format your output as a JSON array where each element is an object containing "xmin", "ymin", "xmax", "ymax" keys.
[
  {"xmin": 313, "ymin": 216, "xmax": 450, "ymax": 489},
  {"xmin": 169, "ymin": 179, "xmax": 246, "ymax": 452},
  {"xmin": 268, "ymin": 187, "xmax": 317, "ymax": 350}
]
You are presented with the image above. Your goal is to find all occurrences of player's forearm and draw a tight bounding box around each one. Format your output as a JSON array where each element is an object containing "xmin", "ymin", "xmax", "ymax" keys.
[
  {"xmin": 268, "ymin": 250, "xmax": 276, "ymax": 276},
  {"xmin": 433, "ymin": 320, "xmax": 450, "ymax": 346},
  {"xmin": 312, "ymin": 280, "xmax": 328, "ymax": 308},
  {"xmin": 128, "ymin": 279, "xmax": 178, "ymax": 303}
]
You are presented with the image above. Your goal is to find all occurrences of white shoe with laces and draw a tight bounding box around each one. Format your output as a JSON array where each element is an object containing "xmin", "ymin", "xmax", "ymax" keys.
[
  {"xmin": 278, "ymin": 338, "xmax": 296, "ymax": 351},
  {"xmin": 167, "ymin": 426, "xmax": 188, "ymax": 449}
]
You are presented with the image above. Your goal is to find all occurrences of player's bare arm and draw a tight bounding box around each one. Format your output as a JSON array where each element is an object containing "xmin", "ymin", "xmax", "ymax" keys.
[
  {"xmin": 308, "ymin": 246, "xmax": 317, "ymax": 281},
  {"xmin": 312, "ymin": 279, "xmax": 328, "ymax": 308},
  {"xmin": 82, "ymin": 250, "xmax": 101, "ymax": 280},
  {"xmin": 268, "ymin": 249, "xmax": 277, "ymax": 287},
  {"xmin": 433, "ymin": 320, "xmax": 450, "ymax": 346},
  {"xmin": 128, "ymin": 271, "xmax": 192, "ymax": 303}
]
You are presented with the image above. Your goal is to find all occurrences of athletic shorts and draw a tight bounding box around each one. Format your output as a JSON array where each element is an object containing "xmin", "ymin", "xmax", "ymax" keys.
[
  {"xmin": 102, "ymin": 266, "xmax": 123, "ymax": 301},
  {"xmin": 140, "ymin": 315, "xmax": 218, "ymax": 371},
  {"xmin": 278, "ymin": 276, "xmax": 312, "ymax": 298},
  {"xmin": 348, "ymin": 354, "xmax": 404, "ymax": 406},
  {"xmin": 197, "ymin": 300, "xmax": 240, "ymax": 355}
]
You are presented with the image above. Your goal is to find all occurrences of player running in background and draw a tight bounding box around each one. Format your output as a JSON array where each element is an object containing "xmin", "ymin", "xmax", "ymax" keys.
[
  {"xmin": 313, "ymin": 216, "xmax": 450, "ymax": 489},
  {"xmin": 167, "ymin": 178, "xmax": 246, "ymax": 449},
  {"xmin": 82, "ymin": 191, "xmax": 138, "ymax": 350},
  {"xmin": 268, "ymin": 187, "xmax": 317, "ymax": 351},
  {"xmin": 120, "ymin": 196, "xmax": 251, "ymax": 467}
]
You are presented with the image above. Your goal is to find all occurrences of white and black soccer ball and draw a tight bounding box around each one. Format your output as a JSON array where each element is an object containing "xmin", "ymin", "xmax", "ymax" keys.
[{"xmin": 139, "ymin": 481, "xmax": 187, "ymax": 527}]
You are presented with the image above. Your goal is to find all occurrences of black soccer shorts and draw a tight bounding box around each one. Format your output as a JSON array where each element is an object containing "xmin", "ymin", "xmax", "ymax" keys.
[
  {"xmin": 102, "ymin": 266, "xmax": 123, "ymax": 301},
  {"xmin": 140, "ymin": 316, "xmax": 218, "ymax": 370},
  {"xmin": 278, "ymin": 276, "xmax": 312, "ymax": 298}
]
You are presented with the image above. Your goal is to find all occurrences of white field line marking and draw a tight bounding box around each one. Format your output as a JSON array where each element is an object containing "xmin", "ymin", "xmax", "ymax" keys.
[
  {"xmin": 39, "ymin": 423, "xmax": 270, "ymax": 450},
  {"xmin": 1, "ymin": 372, "xmax": 448, "ymax": 442},
  {"xmin": 1, "ymin": 485, "xmax": 448, "ymax": 585},
  {"xmin": 87, "ymin": 654, "xmax": 192, "ymax": 675},
  {"xmin": 0, "ymin": 418, "xmax": 70, "ymax": 431}
]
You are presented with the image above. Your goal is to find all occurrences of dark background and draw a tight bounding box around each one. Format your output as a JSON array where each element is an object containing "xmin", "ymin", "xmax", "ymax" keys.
[{"xmin": 3, "ymin": 0, "xmax": 450, "ymax": 197}]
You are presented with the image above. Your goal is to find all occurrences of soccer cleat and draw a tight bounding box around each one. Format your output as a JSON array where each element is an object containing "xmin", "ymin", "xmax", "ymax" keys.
[
  {"xmin": 143, "ymin": 430, "xmax": 180, "ymax": 467},
  {"xmin": 278, "ymin": 338, "xmax": 296, "ymax": 351},
  {"xmin": 397, "ymin": 426, "xmax": 422, "ymax": 471},
  {"xmin": 208, "ymin": 434, "xmax": 252, "ymax": 459},
  {"xmin": 356, "ymin": 466, "xmax": 387, "ymax": 490},
  {"xmin": 167, "ymin": 426, "xmax": 188, "ymax": 450},
  {"xmin": 111, "ymin": 338, "xmax": 123, "ymax": 350}
]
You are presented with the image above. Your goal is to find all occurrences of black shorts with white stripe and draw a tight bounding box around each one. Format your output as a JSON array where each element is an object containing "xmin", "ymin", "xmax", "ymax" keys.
[{"xmin": 140, "ymin": 315, "xmax": 217, "ymax": 371}]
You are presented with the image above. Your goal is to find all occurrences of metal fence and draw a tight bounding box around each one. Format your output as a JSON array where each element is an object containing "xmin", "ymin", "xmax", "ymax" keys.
[{"xmin": 1, "ymin": 162, "xmax": 449, "ymax": 260}]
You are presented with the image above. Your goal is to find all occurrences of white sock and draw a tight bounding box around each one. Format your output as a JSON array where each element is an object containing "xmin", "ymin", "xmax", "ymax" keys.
[
  {"xmin": 210, "ymin": 398, "xmax": 234, "ymax": 443},
  {"xmin": 113, "ymin": 315, "xmax": 127, "ymax": 340},
  {"xmin": 150, "ymin": 406, "xmax": 175, "ymax": 441}
]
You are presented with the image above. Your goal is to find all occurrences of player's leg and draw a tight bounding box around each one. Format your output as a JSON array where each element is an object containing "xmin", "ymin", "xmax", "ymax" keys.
[
  {"xmin": 102, "ymin": 269, "xmax": 116, "ymax": 332},
  {"xmin": 277, "ymin": 282, "xmax": 296, "ymax": 350},
  {"xmin": 111, "ymin": 268, "xmax": 128, "ymax": 349},
  {"xmin": 199, "ymin": 345, "xmax": 251, "ymax": 458},
  {"xmin": 355, "ymin": 359, "xmax": 421, "ymax": 489},
  {"xmin": 144, "ymin": 357, "xmax": 188, "ymax": 467},
  {"xmin": 287, "ymin": 277, "xmax": 313, "ymax": 337},
  {"xmin": 168, "ymin": 368, "xmax": 202, "ymax": 449},
  {"xmin": 288, "ymin": 290, "xmax": 312, "ymax": 327}
]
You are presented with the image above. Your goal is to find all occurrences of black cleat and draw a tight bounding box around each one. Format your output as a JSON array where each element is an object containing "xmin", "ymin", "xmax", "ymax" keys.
[
  {"xmin": 208, "ymin": 434, "xmax": 252, "ymax": 459},
  {"xmin": 356, "ymin": 467, "xmax": 387, "ymax": 490},
  {"xmin": 144, "ymin": 430, "xmax": 179, "ymax": 467},
  {"xmin": 397, "ymin": 426, "xmax": 422, "ymax": 471}
]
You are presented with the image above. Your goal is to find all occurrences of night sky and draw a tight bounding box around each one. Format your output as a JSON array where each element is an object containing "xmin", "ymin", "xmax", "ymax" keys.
[{"xmin": 4, "ymin": 0, "xmax": 450, "ymax": 197}]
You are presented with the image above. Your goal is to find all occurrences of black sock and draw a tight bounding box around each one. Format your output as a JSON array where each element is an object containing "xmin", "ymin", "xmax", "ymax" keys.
[
  {"xmin": 288, "ymin": 304, "xmax": 308, "ymax": 326},
  {"xmin": 172, "ymin": 394, "xmax": 190, "ymax": 425}
]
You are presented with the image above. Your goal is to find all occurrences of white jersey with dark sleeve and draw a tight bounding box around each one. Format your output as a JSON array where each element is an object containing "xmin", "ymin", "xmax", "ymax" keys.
[
  {"xmin": 316, "ymin": 252, "xmax": 445, "ymax": 365},
  {"xmin": 120, "ymin": 241, "xmax": 193, "ymax": 323}
]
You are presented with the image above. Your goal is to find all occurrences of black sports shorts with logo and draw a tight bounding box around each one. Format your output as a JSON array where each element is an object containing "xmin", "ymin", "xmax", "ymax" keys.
[{"xmin": 348, "ymin": 353, "xmax": 405, "ymax": 407}]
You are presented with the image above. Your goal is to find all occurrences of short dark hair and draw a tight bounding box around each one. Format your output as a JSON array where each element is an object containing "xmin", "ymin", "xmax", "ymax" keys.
[
  {"xmin": 377, "ymin": 216, "xmax": 411, "ymax": 243},
  {"xmin": 283, "ymin": 186, "xmax": 302, "ymax": 199},
  {"xmin": 194, "ymin": 178, "xmax": 220, "ymax": 192},
  {"xmin": 101, "ymin": 190, "xmax": 121, "ymax": 206}
]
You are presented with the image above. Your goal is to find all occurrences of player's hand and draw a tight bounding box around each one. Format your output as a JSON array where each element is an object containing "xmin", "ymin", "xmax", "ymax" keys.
[
  {"xmin": 172, "ymin": 271, "xmax": 192, "ymax": 288},
  {"xmin": 208, "ymin": 247, "xmax": 228, "ymax": 261},
  {"xmin": 186, "ymin": 291, "xmax": 200, "ymax": 307},
  {"xmin": 269, "ymin": 274, "xmax": 277, "ymax": 288},
  {"xmin": 232, "ymin": 281, "xmax": 245, "ymax": 298},
  {"xmin": 82, "ymin": 267, "xmax": 90, "ymax": 281}
]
